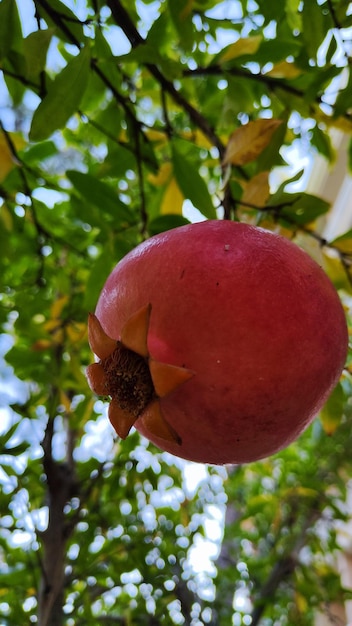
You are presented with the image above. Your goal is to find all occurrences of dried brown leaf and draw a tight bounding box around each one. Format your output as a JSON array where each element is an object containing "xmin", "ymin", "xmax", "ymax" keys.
[{"xmin": 223, "ymin": 119, "xmax": 283, "ymax": 166}]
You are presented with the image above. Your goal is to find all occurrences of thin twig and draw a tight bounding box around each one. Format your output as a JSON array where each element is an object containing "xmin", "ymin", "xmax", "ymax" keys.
[
  {"xmin": 237, "ymin": 196, "xmax": 352, "ymax": 288},
  {"xmin": 134, "ymin": 125, "xmax": 148, "ymax": 236},
  {"xmin": 107, "ymin": 0, "xmax": 225, "ymax": 157}
]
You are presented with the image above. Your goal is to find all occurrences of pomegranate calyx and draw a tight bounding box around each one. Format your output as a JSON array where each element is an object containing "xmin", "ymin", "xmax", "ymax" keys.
[
  {"xmin": 108, "ymin": 397, "xmax": 141, "ymax": 439},
  {"xmin": 141, "ymin": 400, "xmax": 182, "ymax": 445},
  {"xmin": 149, "ymin": 359, "xmax": 194, "ymax": 397},
  {"xmin": 88, "ymin": 313, "xmax": 117, "ymax": 360},
  {"xmin": 86, "ymin": 362, "xmax": 107, "ymax": 396},
  {"xmin": 120, "ymin": 303, "xmax": 151, "ymax": 357},
  {"xmin": 87, "ymin": 305, "xmax": 193, "ymax": 445}
]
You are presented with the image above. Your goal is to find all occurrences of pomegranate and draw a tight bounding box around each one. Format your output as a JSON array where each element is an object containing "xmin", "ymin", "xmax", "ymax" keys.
[{"xmin": 87, "ymin": 220, "xmax": 348, "ymax": 465}]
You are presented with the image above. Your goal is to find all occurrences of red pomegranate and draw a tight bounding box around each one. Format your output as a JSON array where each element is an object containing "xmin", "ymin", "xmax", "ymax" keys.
[{"xmin": 87, "ymin": 220, "xmax": 348, "ymax": 465}]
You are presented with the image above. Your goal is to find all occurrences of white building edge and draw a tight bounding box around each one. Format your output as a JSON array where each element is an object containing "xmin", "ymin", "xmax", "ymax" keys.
[{"xmin": 308, "ymin": 130, "xmax": 352, "ymax": 626}]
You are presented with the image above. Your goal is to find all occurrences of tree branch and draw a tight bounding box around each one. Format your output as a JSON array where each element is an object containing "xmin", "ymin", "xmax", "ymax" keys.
[
  {"xmin": 236, "ymin": 196, "xmax": 352, "ymax": 288},
  {"xmin": 34, "ymin": 0, "xmax": 150, "ymax": 147},
  {"xmin": 37, "ymin": 378, "xmax": 79, "ymax": 626},
  {"xmin": 183, "ymin": 64, "xmax": 305, "ymax": 99},
  {"xmin": 106, "ymin": 0, "xmax": 225, "ymax": 157},
  {"xmin": 250, "ymin": 556, "xmax": 296, "ymax": 626},
  {"xmin": 34, "ymin": 0, "xmax": 82, "ymax": 47},
  {"xmin": 182, "ymin": 63, "xmax": 352, "ymax": 124},
  {"xmin": 250, "ymin": 503, "xmax": 321, "ymax": 626}
]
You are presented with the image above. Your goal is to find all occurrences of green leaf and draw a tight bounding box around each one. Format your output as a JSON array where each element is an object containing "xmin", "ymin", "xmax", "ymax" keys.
[
  {"xmin": 224, "ymin": 77, "xmax": 258, "ymax": 118},
  {"xmin": 167, "ymin": 0, "xmax": 194, "ymax": 51},
  {"xmin": 34, "ymin": 0, "xmax": 85, "ymax": 45},
  {"xmin": 285, "ymin": 0, "xmax": 302, "ymax": 31},
  {"xmin": 303, "ymin": 65, "xmax": 341, "ymax": 104},
  {"xmin": 148, "ymin": 214, "xmax": 191, "ymax": 236},
  {"xmin": 32, "ymin": 199, "xmax": 91, "ymax": 249},
  {"xmin": 311, "ymin": 124, "xmax": 335, "ymax": 161},
  {"xmin": 256, "ymin": 116, "xmax": 288, "ymax": 172},
  {"xmin": 0, "ymin": 422, "xmax": 20, "ymax": 449},
  {"xmin": 6, "ymin": 344, "xmax": 51, "ymax": 383},
  {"xmin": 302, "ymin": 1, "xmax": 324, "ymax": 60},
  {"xmin": 2, "ymin": 441, "xmax": 29, "ymax": 457},
  {"xmin": 23, "ymin": 29, "xmax": 54, "ymax": 82},
  {"xmin": 330, "ymin": 228, "xmax": 352, "ymax": 255},
  {"xmin": 22, "ymin": 140, "xmax": 57, "ymax": 165},
  {"xmin": 67, "ymin": 170, "xmax": 132, "ymax": 223},
  {"xmin": 29, "ymin": 45, "xmax": 91, "ymax": 141},
  {"xmin": 171, "ymin": 141, "xmax": 216, "ymax": 219},
  {"xmin": 269, "ymin": 169, "xmax": 305, "ymax": 202},
  {"xmin": 84, "ymin": 249, "xmax": 114, "ymax": 312},
  {"xmin": 145, "ymin": 10, "xmax": 172, "ymax": 53},
  {"xmin": 325, "ymin": 32, "xmax": 338, "ymax": 64},
  {"xmin": 0, "ymin": 0, "xmax": 22, "ymax": 60},
  {"xmin": 256, "ymin": 38, "xmax": 302, "ymax": 65},
  {"xmin": 93, "ymin": 27, "xmax": 114, "ymax": 60},
  {"xmin": 117, "ymin": 43, "xmax": 163, "ymax": 66},
  {"xmin": 279, "ymin": 193, "xmax": 330, "ymax": 225},
  {"xmin": 334, "ymin": 68, "xmax": 352, "ymax": 118}
]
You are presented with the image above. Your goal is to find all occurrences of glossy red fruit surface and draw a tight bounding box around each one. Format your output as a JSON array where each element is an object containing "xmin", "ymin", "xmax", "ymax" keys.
[{"xmin": 90, "ymin": 220, "xmax": 348, "ymax": 465}]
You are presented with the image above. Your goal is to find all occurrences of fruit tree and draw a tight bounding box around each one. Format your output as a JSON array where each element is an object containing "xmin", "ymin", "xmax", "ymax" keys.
[{"xmin": 0, "ymin": 1, "xmax": 352, "ymax": 625}]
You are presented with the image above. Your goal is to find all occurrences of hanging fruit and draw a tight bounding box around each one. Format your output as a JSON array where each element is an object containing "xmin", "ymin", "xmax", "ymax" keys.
[{"xmin": 87, "ymin": 220, "xmax": 348, "ymax": 465}]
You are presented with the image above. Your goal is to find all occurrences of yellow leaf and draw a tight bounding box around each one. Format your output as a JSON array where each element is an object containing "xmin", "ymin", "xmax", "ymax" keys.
[
  {"xmin": 0, "ymin": 203, "xmax": 13, "ymax": 230},
  {"xmin": 26, "ymin": 587, "xmax": 37, "ymax": 597},
  {"xmin": 145, "ymin": 129, "xmax": 168, "ymax": 144},
  {"xmin": 227, "ymin": 119, "xmax": 283, "ymax": 166},
  {"xmin": 266, "ymin": 61, "xmax": 302, "ymax": 79},
  {"xmin": 66, "ymin": 321, "xmax": 86, "ymax": 344},
  {"xmin": 241, "ymin": 171, "xmax": 270, "ymax": 207},
  {"xmin": 320, "ymin": 410, "xmax": 343, "ymax": 436},
  {"xmin": 118, "ymin": 128, "xmax": 128, "ymax": 143},
  {"xmin": 60, "ymin": 391, "xmax": 72, "ymax": 413},
  {"xmin": 148, "ymin": 162, "xmax": 172, "ymax": 187},
  {"xmin": 31, "ymin": 339, "xmax": 52, "ymax": 351},
  {"xmin": 322, "ymin": 249, "xmax": 352, "ymax": 292},
  {"xmin": 47, "ymin": 327, "xmax": 65, "ymax": 344},
  {"xmin": 283, "ymin": 486, "xmax": 318, "ymax": 499},
  {"xmin": 43, "ymin": 315, "xmax": 65, "ymax": 344},
  {"xmin": 275, "ymin": 224, "xmax": 296, "ymax": 240},
  {"xmin": 330, "ymin": 231, "xmax": 352, "ymax": 255},
  {"xmin": 320, "ymin": 382, "xmax": 345, "ymax": 435},
  {"xmin": 315, "ymin": 110, "xmax": 352, "ymax": 133},
  {"xmin": 218, "ymin": 36, "xmax": 262, "ymax": 64},
  {"xmin": 161, "ymin": 177, "xmax": 184, "ymax": 214},
  {"xmin": 0, "ymin": 132, "xmax": 25, "ymax": 182},
  {"xmin": 50, "ymin": 295, "xmax": 69, "ymax": 319},
  {"xmin": 240, "ymin": 517, "xmax": 256, "ymax": 532},
  {"xmin": 181, "ymin": 129, "xmax": 213, "ymax": 150},
  {"xmin": 44, "ymin": 319, "xmax": 62, "ymax": 333},
  {"xmin": 223, "ymin": 119, "xmax": 283, "ymax": 166},
  {"xmin": 295, "ymin": 591, "xmax": 308, "ymax": 614}
]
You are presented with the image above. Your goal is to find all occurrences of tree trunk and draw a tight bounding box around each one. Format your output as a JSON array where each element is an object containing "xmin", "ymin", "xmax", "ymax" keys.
[
  {"xmin": 37, "ymin": 462, "xmax": 73, "ymax": 626},
  {"xmin": 38, "ymin": 415, "xmax": 77, "ymax": 626}
]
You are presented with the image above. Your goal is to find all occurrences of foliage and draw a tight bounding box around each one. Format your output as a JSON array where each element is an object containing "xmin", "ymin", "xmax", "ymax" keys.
[{"xmin": 0, "ymin": 0, "xmax": 352, "ymax": 624}]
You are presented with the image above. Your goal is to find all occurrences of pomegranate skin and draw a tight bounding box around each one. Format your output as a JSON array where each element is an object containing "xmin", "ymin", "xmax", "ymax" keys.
[{"xmin": 94, "ymin": 220, "xmax": 348, "ymax": 465}]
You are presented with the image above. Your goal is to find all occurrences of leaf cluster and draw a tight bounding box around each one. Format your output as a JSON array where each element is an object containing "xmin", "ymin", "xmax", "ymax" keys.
[{"xmin": 0, "ymin": 1, "xmax": 352, "ymax": 625}]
